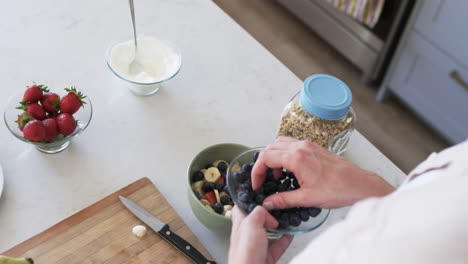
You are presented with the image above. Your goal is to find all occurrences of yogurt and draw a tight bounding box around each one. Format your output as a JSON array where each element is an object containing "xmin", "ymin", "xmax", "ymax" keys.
[{"xmin": 109, "ymin": 36, "xmax": 181, "ymax": 95}]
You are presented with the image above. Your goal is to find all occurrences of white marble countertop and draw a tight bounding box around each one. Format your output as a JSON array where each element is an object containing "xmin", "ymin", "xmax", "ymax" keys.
[{"xmin": 0, "ymin": 0, "xmax": 406, "ymax": 263}]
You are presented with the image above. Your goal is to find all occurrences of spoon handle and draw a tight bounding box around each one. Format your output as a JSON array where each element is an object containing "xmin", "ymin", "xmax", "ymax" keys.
[{"xmin": 129, "ymin": 0, "xmax": 138, "ymax": 49}]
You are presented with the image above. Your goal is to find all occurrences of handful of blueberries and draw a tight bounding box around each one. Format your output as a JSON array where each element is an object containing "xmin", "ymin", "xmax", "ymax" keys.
[{"xmin": 232, "ymin": 152, "xmax": 322, "ymax": 229}]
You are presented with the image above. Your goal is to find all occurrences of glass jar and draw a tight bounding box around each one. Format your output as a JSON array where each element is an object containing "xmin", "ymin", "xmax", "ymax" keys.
[{"xmin": 277, "ymin": 74, "xmax": 356, "ymax": 155}]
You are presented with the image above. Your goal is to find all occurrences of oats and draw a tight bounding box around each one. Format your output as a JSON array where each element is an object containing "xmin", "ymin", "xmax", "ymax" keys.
[{"xmin": 277, "ymin": 99, "xmax": 354, "ymax": 151}]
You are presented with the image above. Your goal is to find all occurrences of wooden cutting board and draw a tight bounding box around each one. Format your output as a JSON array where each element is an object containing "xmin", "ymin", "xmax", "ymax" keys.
[{"xmin": 2, "ymin": 177, "xmax": 214, "ymax": 263}]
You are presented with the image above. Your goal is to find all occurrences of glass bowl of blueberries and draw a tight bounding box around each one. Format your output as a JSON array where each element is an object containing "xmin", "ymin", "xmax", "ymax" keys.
[{"xmin": 226, "ymin": 147, "xmax": 330, "ymax": 237}]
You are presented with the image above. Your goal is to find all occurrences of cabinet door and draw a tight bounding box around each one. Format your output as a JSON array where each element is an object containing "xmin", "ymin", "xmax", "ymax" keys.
[
  {"xmin": 414, "ymin": 0, "xmax": 468, "ymax": 69},
  {"xmin": 389, "ymin": 33, "xmax": 468, "ymax": 144}
]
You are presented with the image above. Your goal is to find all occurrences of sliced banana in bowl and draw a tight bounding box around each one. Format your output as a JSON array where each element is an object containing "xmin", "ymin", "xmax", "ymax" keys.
[
  {"xmin": 191, "ymin": 181, "xmax": 204, "ymax": 196},
  {"xmin": 204, "ymin": 167, "xmax": 221, "ymax": 182}
]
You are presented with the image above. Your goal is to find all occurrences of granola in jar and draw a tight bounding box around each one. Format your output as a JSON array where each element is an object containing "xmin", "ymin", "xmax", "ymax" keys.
[{"xmin": 277, "ymin": 74, "xmax": 356, "ymax": 154}]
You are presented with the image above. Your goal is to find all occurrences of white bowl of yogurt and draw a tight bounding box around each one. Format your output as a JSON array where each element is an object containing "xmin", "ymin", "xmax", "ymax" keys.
[{"xmin": 106, "ymin": 36, "xmax": 182, "ymax": 96}]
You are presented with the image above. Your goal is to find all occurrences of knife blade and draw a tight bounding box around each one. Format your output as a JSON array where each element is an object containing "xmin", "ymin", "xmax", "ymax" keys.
[{"xmin": 119, "ymin": 196, "xmax": 216, "ymax": 264}]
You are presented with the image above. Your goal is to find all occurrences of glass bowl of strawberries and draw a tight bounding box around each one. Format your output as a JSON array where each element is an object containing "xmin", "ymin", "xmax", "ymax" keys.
[{"xmin": 3, "ymin": 83, "xmax": 92, "ymax": 154}]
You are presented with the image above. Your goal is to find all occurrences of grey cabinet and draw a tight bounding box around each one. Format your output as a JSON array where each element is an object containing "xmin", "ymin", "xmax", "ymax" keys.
[
  {"xmin": 277, "ymin": 0, "xmax": 412, "ymax": 83},
  {"xmin": 379, "ymin": 1, "xmax": 468, "ymax": 144}
]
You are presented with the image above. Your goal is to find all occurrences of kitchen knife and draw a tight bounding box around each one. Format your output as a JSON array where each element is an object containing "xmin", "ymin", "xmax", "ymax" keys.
[{"xmin": 119, "ymin": 196, "xmax": 216, "ymax": 264}]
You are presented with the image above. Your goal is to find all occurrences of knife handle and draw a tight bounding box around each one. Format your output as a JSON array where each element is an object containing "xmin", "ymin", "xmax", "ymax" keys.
[{"xmin": 159, "ymin": 224, "xmax": 217, "ymax": 264}]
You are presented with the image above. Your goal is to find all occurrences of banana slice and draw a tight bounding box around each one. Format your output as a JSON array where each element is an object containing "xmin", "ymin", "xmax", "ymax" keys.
[
  {"xmin": 223, "ymin": 205, "xmax": 233, "ymax": 214},
  {"xmin": 214, "ymin": 189, "xmax": 220, "ymax": 203},
  {"xmin": 0, "ymin": 256, "xmax": 34, "ymax": 264},
  {"xmin": 224, "ymin": 210, "xmax": 232, "ymax": 218},
  {"xmin": 231, "ymin": 163, "xmax": 241, "ymax": 173},
  {"xmin": 200, "ymin": 199, "xmax": 210, "ymax": 206},
  {"xmin": 212, "ymin": 160, "xmax": 228, "ymax": 167},
  {"xmin": 191, "ymin": 181, "xmax": 205, "ymax": 195},
  {"xmin": 132, "ymin": 225, "xmax": 147, "ymax": 237},
  {"xmin": 204, "ymin": 167, "xmax": 221, "ymax": 182},
  {"xmin": 200, "ymin": 169, "xmax": 207, "ymax": 174}
]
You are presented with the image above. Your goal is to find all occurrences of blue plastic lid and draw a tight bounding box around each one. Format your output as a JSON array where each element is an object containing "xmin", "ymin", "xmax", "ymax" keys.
[{"xmin": 299, "ymin": 74, "xmax": 352, "ymax": 120}]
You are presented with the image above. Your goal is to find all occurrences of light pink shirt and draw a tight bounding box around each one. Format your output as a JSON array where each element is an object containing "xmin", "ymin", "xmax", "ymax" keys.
[{"xmin": 291, "ymin": 140, "xmax": 468, "ymax": 264}]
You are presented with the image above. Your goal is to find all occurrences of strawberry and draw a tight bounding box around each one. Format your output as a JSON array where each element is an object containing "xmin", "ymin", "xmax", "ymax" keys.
[
  {"xmin": 16, "ymin": 102, "xmax": 46, "ymax": 120},
  {"xmin": 23, "ymin": 83, "xmax": 49, "ymax": 103},
  {"xmin": 56, "ymin": 113, "xmax": 76, "ymax": 136},
  {"xmin": 16, "ymin": 112, "xmax": 34, "ymax": 131},
  {"xmin": 40, "ymin": 92, "xmax": 60, "ymax": 114},
  {"xmin": 42, "ymin": 118, "xmax": 58, "ymax": 142},
  {"xmin": 217, "ymin": 177, "xmax": 226, "ymax": 185},
  {"xmin": 201, "ymin": 191, "xmax": 217, "ymax": 206},
  {"xmin": 60, "ymin": 87, "xmax": 86, "ymax": 114},
  {"xmin": 23, "ymin": 120, "xmax": 46, "ymax": 142}
]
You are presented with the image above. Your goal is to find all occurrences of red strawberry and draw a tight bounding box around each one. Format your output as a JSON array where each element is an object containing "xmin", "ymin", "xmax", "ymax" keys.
[
  {"xmin": 60, "ymin": 87, "xmax": 86, "ymax": 114},
  {"xmin": 42, "ymin": 118, "xmax": 58, "ymax": 142},
  {"xmin": 201, "ymin": 191, "xmax": 217, "ymax": 206},
  {"xmin": 217, "ymin": 177, "xmax": 226, "ymax": 185},
  {"xmin": 16, "ymin": 112, "xmax": 35, "ymax": 131},
  {"xmin": 16, "ymin": 102, "xmax": 46, "ymax": 120},
  {"xmin": 40, "ymin": 92, "xmax": 60, "ymax": 114},
  {"xmin": 23, "ymin": 120, "xmax": 46, "ymax": 142},
  {"xmin": 56, "ymin": 113, "xmax": 76, "ymax": 136},
  {"xmin": 23, "ymin": 83, "xmax": 49, "ymax": 103}
]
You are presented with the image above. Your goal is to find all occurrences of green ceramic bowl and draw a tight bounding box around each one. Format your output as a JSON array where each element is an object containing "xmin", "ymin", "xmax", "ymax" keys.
[{"xmin": 187, "ymin": 143, "xmax": 249, "ymax": 233}]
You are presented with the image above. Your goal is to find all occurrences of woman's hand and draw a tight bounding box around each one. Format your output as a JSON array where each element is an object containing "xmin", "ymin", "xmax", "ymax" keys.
[
  {"xmin": 252, "ymin": 137, "xmax": 395, "ymax": 210},
  {"xmin": 228, "ymin": 206, "xmax": 293, "ymax": 264}
]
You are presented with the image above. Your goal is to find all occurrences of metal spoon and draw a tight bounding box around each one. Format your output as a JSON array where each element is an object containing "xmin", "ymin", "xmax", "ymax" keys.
[{"xmin": 128, "ymin": 0, "xmax": 144, "ymax": 76}]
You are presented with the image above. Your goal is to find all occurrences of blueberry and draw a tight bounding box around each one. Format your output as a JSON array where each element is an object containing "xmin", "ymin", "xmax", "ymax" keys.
[
  {"xmin": 240, "ymin": 183, "xmax": 252, "ymax": 192},
  {"xmin": 247, "ymin": 203, "xmax": 257, "ymax": 213},
  {"xmin": 202, "ymin": 182, "xmax": 214, "ymax": 193},
  {"xmin": 244, "ymin": 178, "xmax": 252, "ymax": 187},
  {"xmin": 278, "ymin": 221, "xmax": 287, "ymax": 229},
  {"xmin": 221, "ymin": 194, "xmax": 232, "ymax": 205},
  {"xmin": 223, "ymin": 184, "xmax": 230, "ymax": 194},
  {"xmin": 237, "ymin": 202, "xmax": 248, "ymax": 212},
  {"xmin": 241, "ymin": 163, "xmax": 254, "ymax": 173},
  {"xmin": 286, "ymin": 170, "xmax": 296, "ymax": 179},
  {"xmin": 194, "ymin": 191, "xmax": 201, "ymax": 200},
  {"xmin": 308, "ymin": 207, "xmax": 322, "ymax": 217},
  {"xmin": 253, "ymin": 152, "xmax": 260, "ymax": 162},
  {"xmin": 283, "ymin": 178, "xmax": 292, "ymax": 187},
  {"xmin": 238, "ymin": 191, "xmax": 252, "ymax": 203},
  {"xmin": 239, "ymin": 171, "xmax": 249, "ymax": 182},
  {"xmin": 255, "ymin": 186, "xmax": 265, "ymax": 195},
  {"xmin": 289, "ymin": 213, "xmax": 302, "ymax": 227},
  {"xmin": 192, "ymin": 171, "xmax": 204, "ymax": 182},
  {"xmin": 254, "ymin": 193, "xmax": 265, "ymax": 205},
  {"xmin": 275, "ymin": 177, "xmax": 283, "ymax": 185},
  {"xmin": 277, "ymin": 183, "xmax": 289, "ymax": 192},
  {"xmin": 279, "ymin": 170, "xmax": 288, "ymax": 181},
  {"xmin": 299, "ymin": 208, "xmax": 309, "ymax": 222},
  {"xmin": 217, "ymin": 161, "xmax": 228, "ymax": 172},
  {"xmin": 278, "ymin": 212, "xmax": 289, "ymax": 228},
  {"xmin": 232, "ymin": 171, "xmax": 242, "ymax": 182},
  {"xmin": 205, "ymin": 163, "xmax": 213, "ymax": 169},
  {"xmin": 213, "ymin": 202, "xmax": 224, "ymax": 214},
  {"xmin": 215, "ymin": 181, "xmax": 225, "ymax": 191},
  {"xmin": 263, "ymin": 181, "xmax": 278, "ymax": 195},
  {"xmin": 292, "ymin": 179, "xmax": 300, "ymax": 189},
  {"xmin": 266, "ymin": 168, "xmax": 275, "ymax": 182},
  {"xmin": 270, "ymin": 210, "xmax": 281, "ymax": 219}
]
